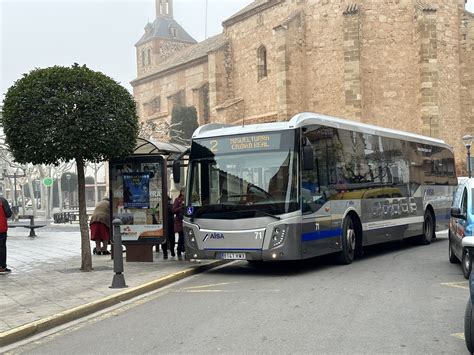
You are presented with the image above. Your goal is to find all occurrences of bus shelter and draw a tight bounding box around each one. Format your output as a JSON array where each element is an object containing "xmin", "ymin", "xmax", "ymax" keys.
[{"xmin": 109, "ymin": 138, "xmax": 187, "ymax": 262}]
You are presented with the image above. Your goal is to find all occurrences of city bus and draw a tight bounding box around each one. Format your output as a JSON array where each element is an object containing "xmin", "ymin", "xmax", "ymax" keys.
[{"xmin": 174, "ymin": 112, "xmax": 457, "ymax": 263}]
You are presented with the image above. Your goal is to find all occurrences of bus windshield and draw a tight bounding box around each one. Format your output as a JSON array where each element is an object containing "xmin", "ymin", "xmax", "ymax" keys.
[{"xmin": 187, "ymin": 131, "xmax": 298, "ymax": 219}]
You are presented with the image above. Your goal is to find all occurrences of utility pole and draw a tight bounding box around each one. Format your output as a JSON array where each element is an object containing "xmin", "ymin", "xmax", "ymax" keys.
[{"xmin": 205, "ymin": 0, "xmax": 208, "ymax": 39}]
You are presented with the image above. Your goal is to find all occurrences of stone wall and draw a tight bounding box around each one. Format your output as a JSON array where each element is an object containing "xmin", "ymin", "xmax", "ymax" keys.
[
  {"xmin": 133, "ymin": 60, "xmax": 209, "ymax": 127},
  {"xmin": 132, "ymin": 0, "xmax": 473, "ymax": 170},
  {"xmin": 461, "ymin": 11, "xmax": 474, "ymax": 174},
  {"xmin": 136, "ymin": 39, "xmax": 194, "ymax": 78}
]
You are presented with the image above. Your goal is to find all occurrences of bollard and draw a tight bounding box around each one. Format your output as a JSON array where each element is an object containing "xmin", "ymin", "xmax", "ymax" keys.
[{"xmin": 110, "ymin": 218, "xmax": 128, "ymax": 289}]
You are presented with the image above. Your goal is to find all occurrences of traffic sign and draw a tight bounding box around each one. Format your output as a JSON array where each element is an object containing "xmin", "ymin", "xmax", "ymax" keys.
[{"xmin": 42, "ymin": 177, "xmax": 53, "ymax": 187}]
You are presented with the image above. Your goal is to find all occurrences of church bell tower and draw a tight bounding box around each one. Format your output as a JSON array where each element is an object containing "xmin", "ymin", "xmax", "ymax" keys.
[{"xmin": 156, "ymin": 0, "xmax": 174, "ymax": 18}]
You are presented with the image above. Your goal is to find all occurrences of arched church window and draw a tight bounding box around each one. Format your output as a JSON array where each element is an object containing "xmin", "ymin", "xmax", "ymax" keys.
[
  {"xmin": 147, "ymin": 48, "xmax": 151, "ymax": 65},
  {"xmin": 142, "ymin": 50, "xmax": 146, "ymax": 67},
  {"xmin": 166, "ymin": 0, "xmax": 169, "ymax": 15},
  {"xmin": 257, "ymin": 45, "xmax": 267, "ymax": 81}
]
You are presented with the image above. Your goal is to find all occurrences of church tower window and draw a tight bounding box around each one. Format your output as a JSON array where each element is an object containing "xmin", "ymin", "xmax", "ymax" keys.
[
  {"xmin": 170, "ymin": 27, "xmax": 178, "ymax": 38},
  {"xmin": 142, "ymin": 50, "xmax": 146, "ymax": 67},
  {"xmin": 147, "ymin": 48, "xmax": 151, "ymax": 65},
  {"xmin": 257, "ymin": 46, "xmax": 268, "ymax": 81}
]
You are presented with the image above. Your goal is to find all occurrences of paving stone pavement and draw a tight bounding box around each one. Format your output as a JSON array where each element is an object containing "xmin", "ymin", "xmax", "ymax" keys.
[{"xmin": 0, "ymin": 222, "xmax": 210, "ymax": 333}]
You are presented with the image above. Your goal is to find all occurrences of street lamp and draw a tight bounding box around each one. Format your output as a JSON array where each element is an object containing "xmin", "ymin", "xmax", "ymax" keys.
[
  {"xmin": 464, "ymin": 135, "xmax": 473, "ymax": 179},
  {"xmin": 66, "ymin": 174, "xmax": 71, "ymax": 209}
]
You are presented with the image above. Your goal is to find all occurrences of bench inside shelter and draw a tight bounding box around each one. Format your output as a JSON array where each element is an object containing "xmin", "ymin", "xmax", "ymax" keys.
[{"xmin": 10, "ymin": 215, "xmax": 46, "ymax": 237}]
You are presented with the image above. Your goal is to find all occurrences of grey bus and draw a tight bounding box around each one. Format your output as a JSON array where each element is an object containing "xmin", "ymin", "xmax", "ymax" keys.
[{"xmin": 178, "ymin": 113, "xmax": 457, "ymax": 263}]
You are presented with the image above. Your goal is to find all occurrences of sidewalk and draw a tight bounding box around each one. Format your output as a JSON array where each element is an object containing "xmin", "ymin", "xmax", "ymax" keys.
[{"xmin": 0, "ymin": 223, "xmax": 221, "ymax": 346}]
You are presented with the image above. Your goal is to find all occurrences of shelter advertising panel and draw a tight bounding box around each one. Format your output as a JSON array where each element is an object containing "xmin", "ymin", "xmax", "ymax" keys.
[{"xmin": 110, "ymin": 159, "xmax": 165, "ymax": 244}]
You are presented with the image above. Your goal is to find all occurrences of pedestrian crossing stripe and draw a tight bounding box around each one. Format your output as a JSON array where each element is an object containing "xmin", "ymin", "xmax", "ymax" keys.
[{"xmin": 440, "ymin": 281, "xmax": 469, "ymax": 290}]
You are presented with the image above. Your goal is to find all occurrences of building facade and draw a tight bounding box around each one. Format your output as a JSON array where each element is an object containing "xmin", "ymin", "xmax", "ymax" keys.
[{"xmin": 131, "ymin": 0, "xmax": 474, "ymax": 174}]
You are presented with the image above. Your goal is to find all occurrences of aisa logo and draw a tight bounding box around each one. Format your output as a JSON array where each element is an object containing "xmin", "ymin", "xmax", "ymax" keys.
[{"xmin": 202, "ymin": 233, "xmax": 225, "ymax": 242}]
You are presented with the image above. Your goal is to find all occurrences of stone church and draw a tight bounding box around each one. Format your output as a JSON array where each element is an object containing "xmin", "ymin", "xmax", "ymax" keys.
[{"xmin": 131, "ymin": 0, "xmax": 474, "ymax": 173}]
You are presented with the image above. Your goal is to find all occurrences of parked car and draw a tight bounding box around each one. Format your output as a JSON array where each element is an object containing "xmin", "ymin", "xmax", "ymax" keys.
[
  {"xmin": 463, "ymin": 237, "xmax": 474, "ymax": 353},
  {"xmin": 449, "ymin": 178, "xmax": 474, "ymax": 279}
]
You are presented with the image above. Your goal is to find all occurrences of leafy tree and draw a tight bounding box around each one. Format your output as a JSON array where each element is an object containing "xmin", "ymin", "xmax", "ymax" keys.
[
  {"xmin": 169, "ymin": 106, "xmax": 199, "ymax": 145},
  {"xmin": 2, "ymin": 64, "xmax": 138, "ymax": 271}
]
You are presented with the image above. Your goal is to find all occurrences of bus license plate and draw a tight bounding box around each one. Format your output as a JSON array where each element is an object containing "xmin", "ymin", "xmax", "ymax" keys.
[{"xmin": 218, "ymin": 252, "xmax": 246, "ymax": 260}]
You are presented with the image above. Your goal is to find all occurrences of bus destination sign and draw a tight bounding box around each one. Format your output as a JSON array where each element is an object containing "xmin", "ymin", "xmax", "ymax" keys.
[{"xmin": 199, "ymin": 133, "xmax": 281, "ymax": 154}]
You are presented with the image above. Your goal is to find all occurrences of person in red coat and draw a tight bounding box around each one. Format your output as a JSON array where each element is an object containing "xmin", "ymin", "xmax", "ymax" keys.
[
  {"xmin": 0, "ymin": 196, "xmax": 13, "ymax": 274},
  {"xmin": 90, "ymin": 197, "xmax": 111, "ymax": 255},
  {"xmin": 173, "ymin": 188, "xmax": 185, "ymax": 260}
]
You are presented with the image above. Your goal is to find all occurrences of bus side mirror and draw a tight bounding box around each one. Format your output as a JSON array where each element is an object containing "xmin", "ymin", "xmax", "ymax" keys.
[
  {"xmin": 303, "ymin": 146, "xmax": 314, "ymax": 171},
  {"xmin": 451, "ymin": 207, "xmax": 465, "ymax": 219},
  {"xmin": 173, "ymin": 160, "xmax": 181, "ymax": 184}
]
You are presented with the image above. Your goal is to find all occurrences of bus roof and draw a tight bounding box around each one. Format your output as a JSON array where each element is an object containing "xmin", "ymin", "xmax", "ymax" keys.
[{"xmin": 192, "ymin": 112, "xmax": 452, "ymax": 150}]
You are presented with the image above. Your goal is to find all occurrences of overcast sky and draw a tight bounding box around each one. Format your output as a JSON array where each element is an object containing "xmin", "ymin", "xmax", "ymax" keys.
[{"xmin": 1, "ymin": 0, "xmax": 474, "ymax": 102}]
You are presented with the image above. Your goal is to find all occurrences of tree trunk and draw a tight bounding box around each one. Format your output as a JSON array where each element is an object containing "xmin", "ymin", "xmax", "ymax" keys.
[
  {"xmin": 94, "ymin": 165, "xmax": 99, "ymax": 205},
  {"xmin": 47, "ymin": 167, "xmax": 52, "ymax": 219},
  {"xmin": 58, "ymin": 176, "xmax": 63, "ymax": 212},
  {"xmin": 20, "ymin": 185, "xmax": 26, "ymax": 216},
  {"xmin": 77, "ymin": 158, "xmax": 92, "ymax": 271},
  {"xmin": 27, "ymin": 174, "xmax": 36, "ymax": 217}
]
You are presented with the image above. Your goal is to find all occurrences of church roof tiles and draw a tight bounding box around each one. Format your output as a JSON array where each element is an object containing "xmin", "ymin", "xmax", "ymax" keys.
[
  {"xmin": 131, "ymin": 34, "xmax": 227, "ymax": 85},
  {"xmin": 136, "ymin": 16, "xmax": 197, "ymax": 46}
]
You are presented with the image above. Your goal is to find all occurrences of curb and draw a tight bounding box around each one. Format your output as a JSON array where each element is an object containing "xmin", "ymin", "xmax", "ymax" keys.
[{"xmin": 0, "ymin": 260, "xmax": 227, "ymax": 348}]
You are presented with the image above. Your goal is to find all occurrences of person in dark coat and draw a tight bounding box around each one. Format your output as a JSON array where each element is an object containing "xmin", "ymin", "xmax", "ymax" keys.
[
  {"xmin": 173, "ymin": 188, "xmax": 185, "ymax": 260},
  {"xmin": 161, "ymin": 197, "xmax": 176, "ymax": 259},
  {"xmin": 0, "ymin": 197, "xmax": 13, "ymax": 274}
]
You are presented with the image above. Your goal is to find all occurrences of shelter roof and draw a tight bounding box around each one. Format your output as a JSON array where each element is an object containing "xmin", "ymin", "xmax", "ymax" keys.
[{"xmin": 134, "ymin": 137, "xmax": 187, "ymax": 156}]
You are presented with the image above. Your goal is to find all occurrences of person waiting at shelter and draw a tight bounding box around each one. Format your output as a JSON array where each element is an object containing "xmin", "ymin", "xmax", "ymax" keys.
[
  {"xmin": 90, "ymin": 196, "xmax": 111, "ymax": 255},
  {"xmin": 173, "ymin": 188, "xmax": 185, "ymax": 260},
  {"xmin": 159, "ymin": 196, "xmax": 175, "ymax": 259}
]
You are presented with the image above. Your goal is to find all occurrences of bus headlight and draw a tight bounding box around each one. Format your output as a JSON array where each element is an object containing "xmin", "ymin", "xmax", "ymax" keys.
[
  {"xmin": 270, "ymin": 225, "xmax": 287, "ymax": 248},
  {"xmin": 184, "ymin": 227, "xmax": 197, "ymax": 248}
]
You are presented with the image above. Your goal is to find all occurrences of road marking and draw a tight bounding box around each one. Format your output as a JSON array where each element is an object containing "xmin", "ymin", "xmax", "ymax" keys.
[
  {"xmin": 440, "ymin": 281, "xmax": 469, "ymax": 290},
  {"xmin": 182, "ymin": 282, "xmax": 238, "ymax": 290},
  {"xmin": 451, "ymin": 332, "xmax": 465, "ymax": 340},
  {"xmin": 177, "ymin": 289, "xmax": 231, "ymax": 293}
]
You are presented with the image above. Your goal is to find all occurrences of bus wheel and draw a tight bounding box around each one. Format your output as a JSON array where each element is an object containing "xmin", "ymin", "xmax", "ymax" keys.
[
  {"xmin": 463, "ymin": 249, "xmax": 472, "ymax": 279},
  {"xmin": 465, "ymin": 299, "xmax": 474, "ymax": 354},
  {"xmin": 337, "ymin": 216, "xmax": 356, "ymax": 265},
  {"xmin": 418, "ymin": 209, "xmax": 434, "ymax": 245},
  {"xmin": 449, "ymin": 233, "xmax": 460, "ymax": 264}
]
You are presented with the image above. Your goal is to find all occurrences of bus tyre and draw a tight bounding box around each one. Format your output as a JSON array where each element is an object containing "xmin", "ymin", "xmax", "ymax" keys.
[
  {"xmin": 419, "ymin": 210, "xmax": 434, "ymax": 245},
  {"xmin": 449, "ymin": 234, "xmax": 460, "ymax": 264},
  {"xmin": 465, "ymin": 299, "xmax": 474, "ymax": 354},
  {"xmin": 463, "ymin": 249, "xmax": 472, "ymax": 280},
  {"xmin": 337, "ymin": 216, "xmax": 356, "ymax": 265}
]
